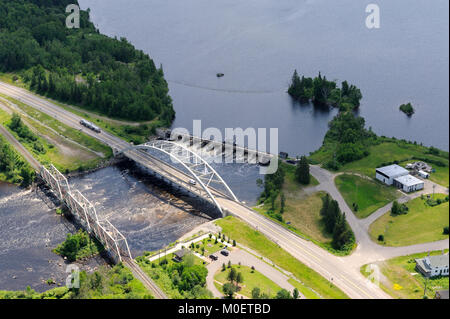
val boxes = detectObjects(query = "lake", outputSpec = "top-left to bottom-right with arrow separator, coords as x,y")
79,0 -> 449,155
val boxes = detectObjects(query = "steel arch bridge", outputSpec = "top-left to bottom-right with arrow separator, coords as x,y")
122,140 -> 239,215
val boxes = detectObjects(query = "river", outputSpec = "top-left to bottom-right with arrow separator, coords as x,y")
79,0 -> 449,154
0,159 -> 261,292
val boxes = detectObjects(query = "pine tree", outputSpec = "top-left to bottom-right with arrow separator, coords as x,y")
280,192 -> 286,214
296,156 -> 310,185
332,213 -> 354,250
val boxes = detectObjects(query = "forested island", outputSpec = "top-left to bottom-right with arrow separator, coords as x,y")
399,103 -> 415,116
0,0 -> 174,124
288,70 -> 362,111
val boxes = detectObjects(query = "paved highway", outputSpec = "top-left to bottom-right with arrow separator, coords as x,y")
0,81 -> 393,298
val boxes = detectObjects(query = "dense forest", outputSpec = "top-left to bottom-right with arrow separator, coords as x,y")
0,0 -> 174,124
320,111 -> 377,169
288,70 -> 362,111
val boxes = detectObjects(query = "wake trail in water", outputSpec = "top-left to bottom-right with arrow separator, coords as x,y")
168,79 -> 287,94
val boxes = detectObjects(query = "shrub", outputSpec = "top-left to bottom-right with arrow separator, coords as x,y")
378,234 -> 384,242
443,226 -> 449,235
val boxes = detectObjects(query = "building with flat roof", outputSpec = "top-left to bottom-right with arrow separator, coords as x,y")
375,164 -> 409,185
418,170 -> 429,179
393,174 -> 424,193
415,254 -> 449,278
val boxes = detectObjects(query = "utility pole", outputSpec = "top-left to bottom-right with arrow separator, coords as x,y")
423,276 -> 429,298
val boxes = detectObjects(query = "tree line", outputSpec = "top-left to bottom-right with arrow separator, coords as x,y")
320,194 -> 355,251
322,111 -> 377,169
0,0 -> 175,124
288,70 -> 362,111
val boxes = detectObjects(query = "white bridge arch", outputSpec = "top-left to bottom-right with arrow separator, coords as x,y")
122,140 -> 239,215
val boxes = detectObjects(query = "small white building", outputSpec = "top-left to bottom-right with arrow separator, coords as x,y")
393,174 -> 424,193
418,170 -> 429,179
415,254 -> 449,278
375,164 -> 409,185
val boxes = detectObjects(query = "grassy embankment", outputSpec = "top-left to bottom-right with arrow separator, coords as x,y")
361,250 -> 449,299
310,138 -> 449,187
216,216 -> 349,299
369,194 -> 449,246
255,163 -> 353,256
0,94 -> 111,171
335,174 -> 400,219
1,73 -> 161,145
214,265 -> 282,298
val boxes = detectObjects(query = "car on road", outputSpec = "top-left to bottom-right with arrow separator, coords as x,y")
220,250 -> 229,256
189,179 -> 196,185
209,254 -> 218,261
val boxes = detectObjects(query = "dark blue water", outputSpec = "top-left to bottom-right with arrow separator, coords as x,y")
0,182 -> 105,292
80,0 -> 449,154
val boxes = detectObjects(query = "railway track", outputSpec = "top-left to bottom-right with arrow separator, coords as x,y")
123,257 -> 168,299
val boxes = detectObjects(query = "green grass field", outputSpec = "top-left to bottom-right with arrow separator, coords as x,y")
310,140 -> 449,187
190,237 -> 228,256
215,216 -> 348,299
282,161 -> 319,188
335,174 -> 400,218
361,250 -> 449,299
369,194 -> 449,246
255,191 -> 354,255
0,105 -> 104,172
214,265 -> 282,298
0,95 -> 112,157
255,161 -> 353,255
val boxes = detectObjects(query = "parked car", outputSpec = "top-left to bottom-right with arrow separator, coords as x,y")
220,250 -> 229,256
209,254 -> 218,261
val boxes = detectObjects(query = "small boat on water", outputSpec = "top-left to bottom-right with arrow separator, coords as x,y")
216,73 -> 224,78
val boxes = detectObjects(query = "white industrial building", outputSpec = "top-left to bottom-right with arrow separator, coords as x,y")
393,174 -> 424,193
375,164 -> 409,185
376,164 -> 424,193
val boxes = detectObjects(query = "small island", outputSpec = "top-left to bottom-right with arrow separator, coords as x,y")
288,70 -> 362,111
399,103 -> 415,116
